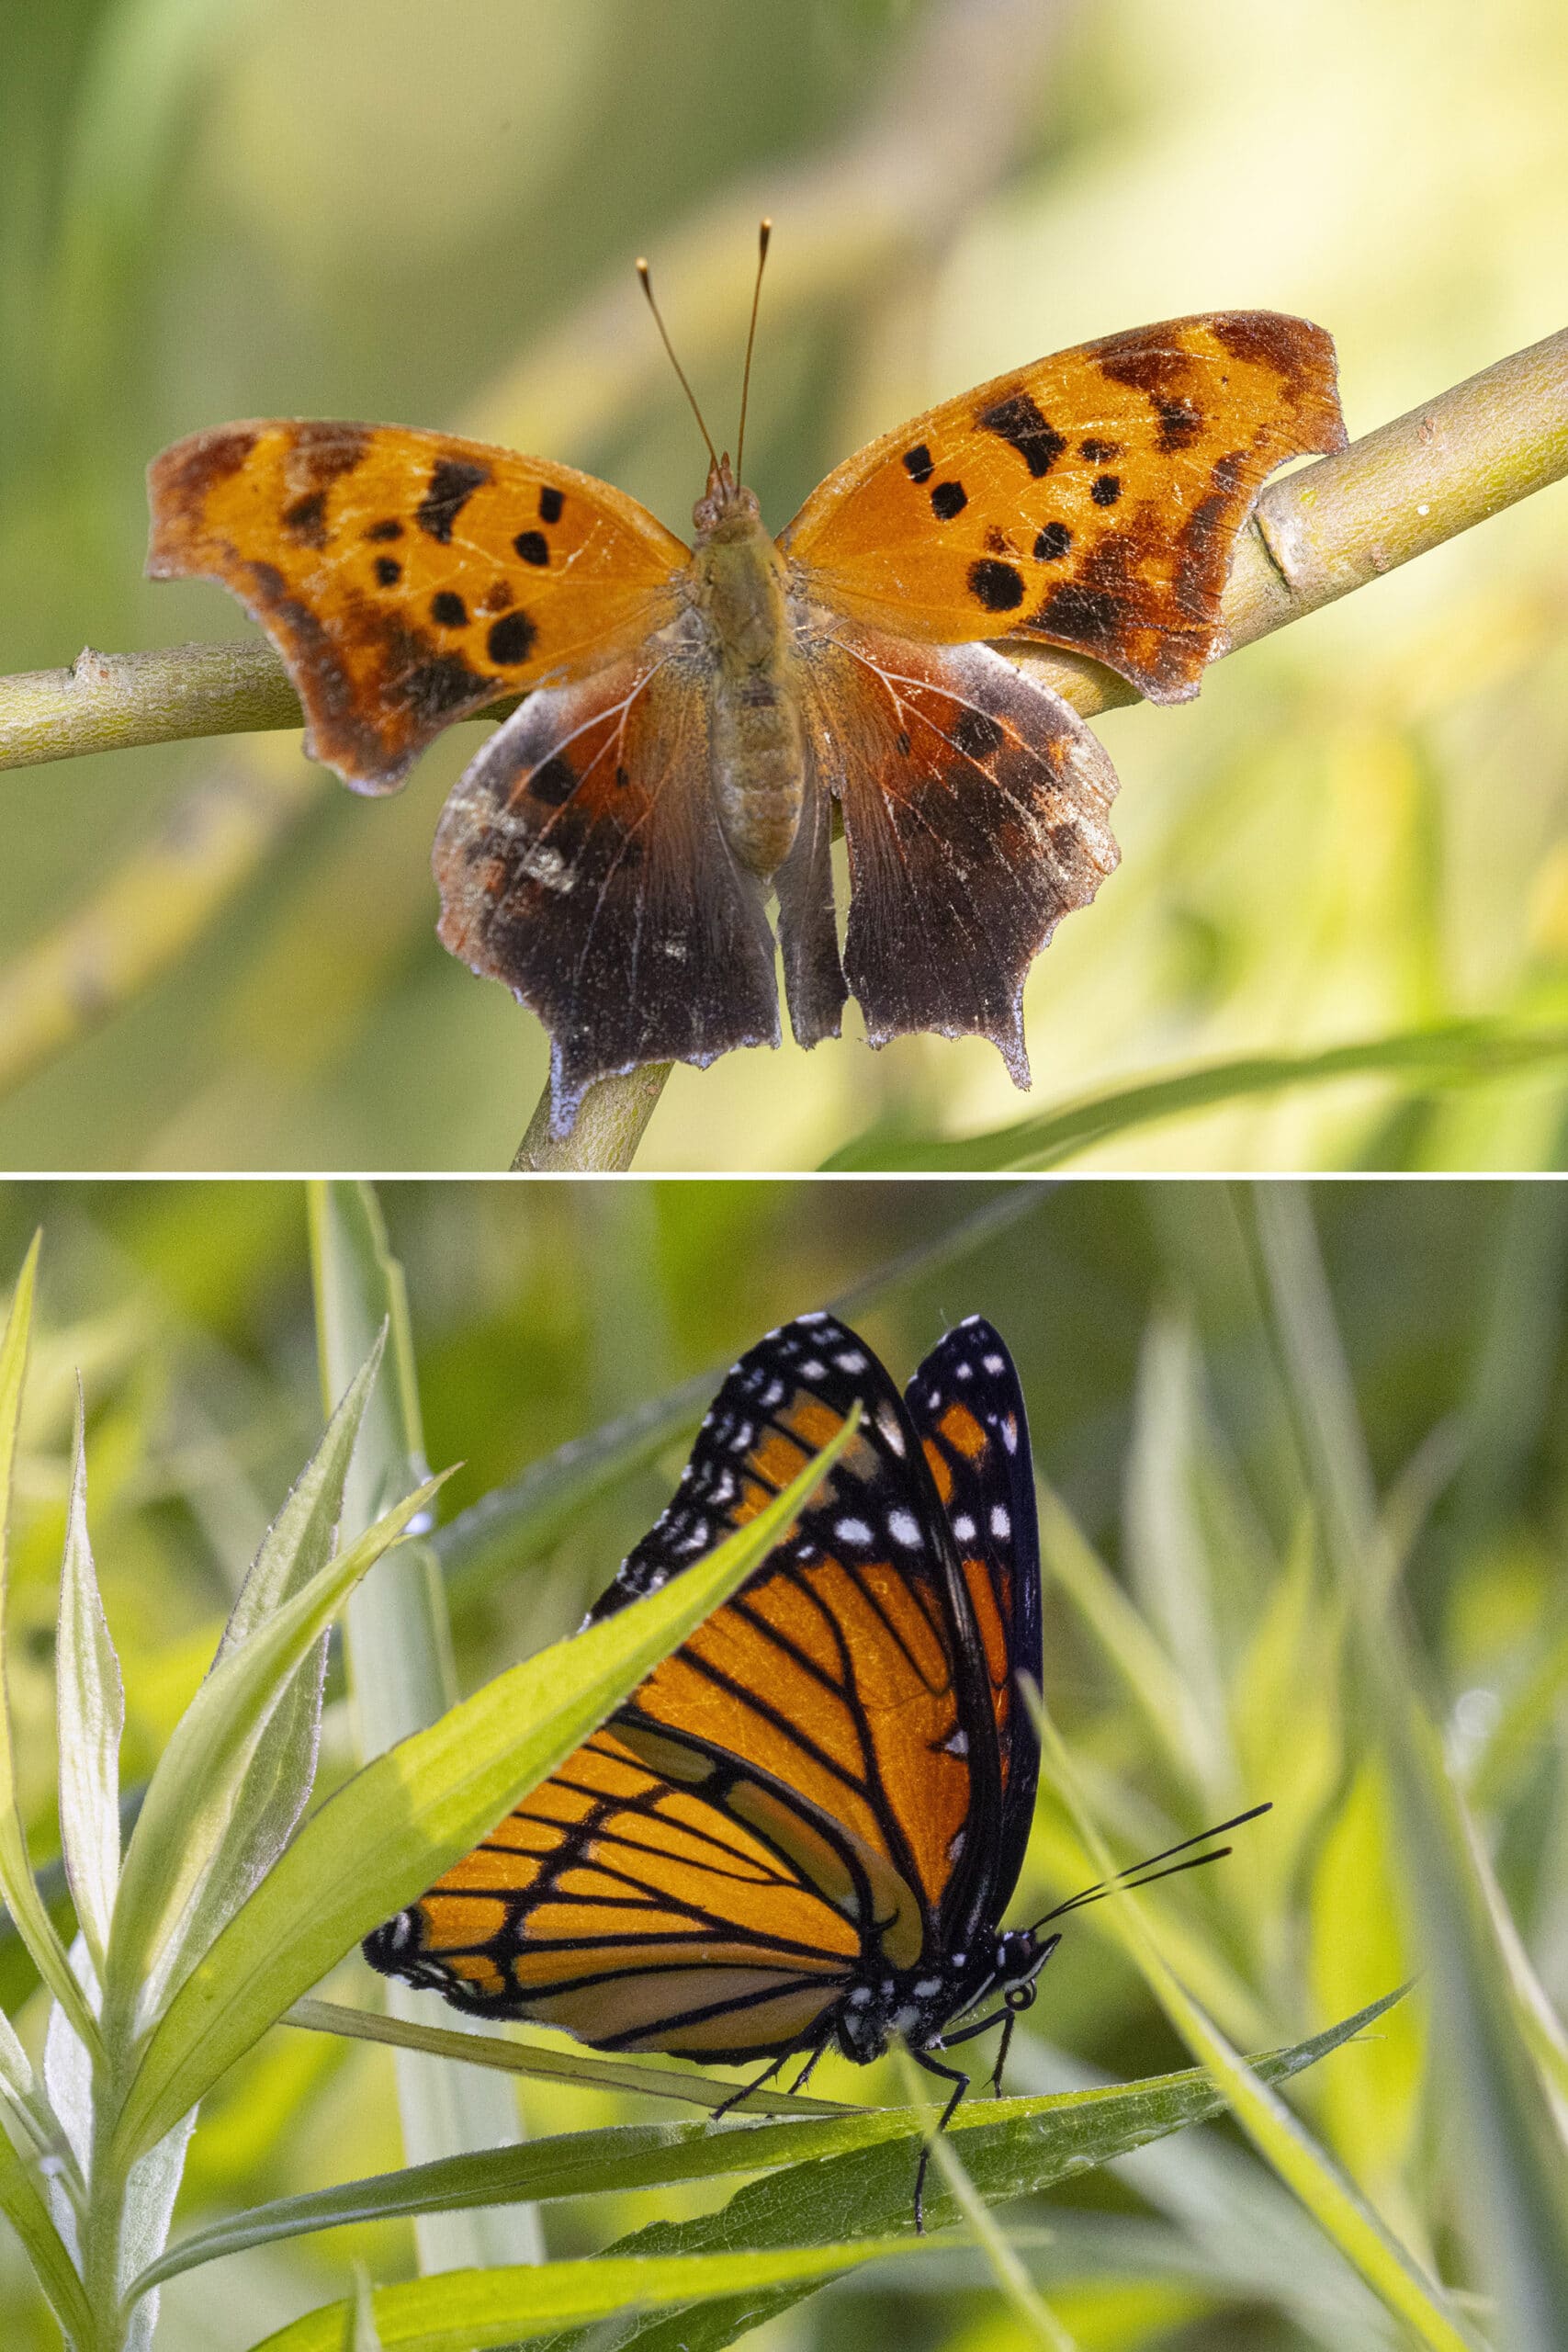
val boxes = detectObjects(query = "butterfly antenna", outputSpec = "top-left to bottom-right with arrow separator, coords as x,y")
1031,1802 -> 1271,1931
637,254 -> 719,471
734,217 -> 772,484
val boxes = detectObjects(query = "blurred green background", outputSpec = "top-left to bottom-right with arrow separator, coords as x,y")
3,0 -> 1568,1170
1,1176 -> 1565,2346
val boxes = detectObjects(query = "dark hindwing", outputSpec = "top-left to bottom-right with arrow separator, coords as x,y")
903,1317 -> 1042,1949
432,650 -> 780,1136
799,619 -> 1121,1085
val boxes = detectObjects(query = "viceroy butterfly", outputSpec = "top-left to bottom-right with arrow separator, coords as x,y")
366,1310 -> 1265,2223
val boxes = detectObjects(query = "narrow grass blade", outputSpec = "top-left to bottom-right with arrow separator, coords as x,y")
245,2237 -> 927,2352
1035,1486 -> 1199,1786
820,1022 -> 1568,1170
892,2042 -> 1080,2351
54,1392 -> 124,1978
1255,1182 -> 1568,2351
136,1996 -> 1400,2297
283,1997 -> 859,2117
0,1236 -> 99,2056
1029,1695 -> 1481,2352
111,1408 -> 859,2167
312,1179 -> 538,2273
434,1182 -> 1049,1599
0,2103 -> 91,2344
104,1464 -> 446,2041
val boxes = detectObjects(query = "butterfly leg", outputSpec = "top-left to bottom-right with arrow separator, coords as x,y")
708,2052 -> 791,2123
792,2033 -> 833,2095
936,2003 -> 1011,2095
909,2049 -> 971,2235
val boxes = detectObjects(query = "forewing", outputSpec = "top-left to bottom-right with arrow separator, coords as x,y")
590,1312 -> 986,1951
433,650 -> 780,1136
799,619 -> 1120,1085
784,312 -> 1346,704
147,421 -> 687,792
364,1726 -> 858,2061
906,1317 -> 1042,1943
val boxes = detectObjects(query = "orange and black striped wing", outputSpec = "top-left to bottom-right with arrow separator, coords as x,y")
365,1721 -> 863,2060
366,1313 -> 1002,2052
904,1317 -> 1042,1947
589,1311 -> 998,1951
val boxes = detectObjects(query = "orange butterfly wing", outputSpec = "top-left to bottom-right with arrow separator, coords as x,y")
783,312 -> 1346,703
146,421 -> 687,793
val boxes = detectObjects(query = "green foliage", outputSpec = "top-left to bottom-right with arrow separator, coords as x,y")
0,1178 -> 1562,2351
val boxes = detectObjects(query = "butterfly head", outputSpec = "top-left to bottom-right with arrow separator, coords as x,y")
834,1926 -> 1061,2064
694,454 -> 761,534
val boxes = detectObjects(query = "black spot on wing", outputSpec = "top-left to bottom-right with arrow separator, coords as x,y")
902,444 -> 935,485
1156,396 -> 1202,452
374,555 -> 401,585
283,491 -> 329,547
513,530 -> 549,566
488,610 -> 536,665
529,752 -> 578,806
1090,474 -> 1122,507
976,390 -> 1066,479
430,591 -> 468,628
416,458 -> 489,543
538,486 -> 565,524
930,481 -> 967,521
949,707 -> 1004,762
1032,522 -> 1071,561
366,518 -> 403,543
967,558 -> 1025,613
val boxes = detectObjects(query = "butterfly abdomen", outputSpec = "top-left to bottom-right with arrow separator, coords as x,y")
691,499 -> 806,877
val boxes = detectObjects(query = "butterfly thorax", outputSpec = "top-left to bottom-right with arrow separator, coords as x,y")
687,459 -> 805,877
834,1926 -> 1056,2064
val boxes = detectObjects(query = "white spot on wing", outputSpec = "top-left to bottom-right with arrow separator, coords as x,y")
990,1504 -> 1010,1540
835,1516 -> 873,1546
887,1509 -> 921,1549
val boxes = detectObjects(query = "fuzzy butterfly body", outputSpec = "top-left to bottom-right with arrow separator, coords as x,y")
363,1312 -> 1053,2103
148,311 -> 1345,1131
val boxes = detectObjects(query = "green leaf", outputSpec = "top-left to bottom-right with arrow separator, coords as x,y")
103,1454 -> 446,2046
0,2091 -> 91,2344
134,1997 -> 1400,2298
110,1404 -> 859,2169
245,2236 -> 928,2352
821,1022 -> 1568,1170
164,1329 -> 388,2011
54,1391 -> 124,1979
311,1178 -> 541,2275
520,1991 -> 1408,2352
0,1234 -> 100,2057
283,1996 -> 859,2118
